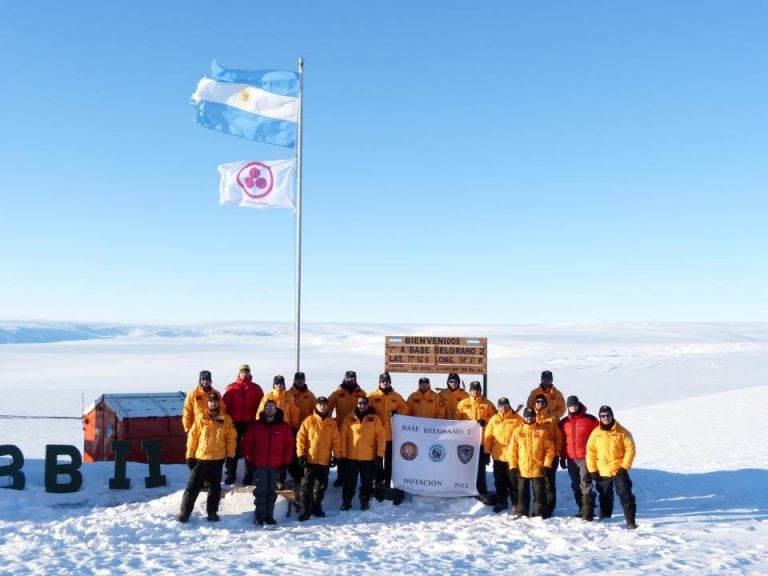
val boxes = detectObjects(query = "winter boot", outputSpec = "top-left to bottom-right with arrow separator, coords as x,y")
311,502 -> 326,517
360,498 -> 370,511
623,502 -> 637,530
582,494 -> 595,522
598,500 -> 613,520
298,510 -> 311,522
341,500 -> 352,511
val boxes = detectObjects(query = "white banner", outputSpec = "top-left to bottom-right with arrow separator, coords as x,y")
391,414 -> 481,497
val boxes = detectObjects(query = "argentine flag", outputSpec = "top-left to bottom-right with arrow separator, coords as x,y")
191,62 -> 299,149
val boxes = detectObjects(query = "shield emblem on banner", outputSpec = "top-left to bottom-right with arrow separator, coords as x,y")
457,445 -> 474,464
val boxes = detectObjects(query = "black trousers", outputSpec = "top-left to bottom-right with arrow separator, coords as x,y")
299,464 -> 330,513
516,476 -> 552,517
596,470 -> 636,517
493,460 -> 517,505
179,459 -> 224,517
342,459 -> 376,505
376,441 -> 394,486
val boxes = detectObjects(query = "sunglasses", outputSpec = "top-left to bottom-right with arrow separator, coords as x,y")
599,414 -> 612,419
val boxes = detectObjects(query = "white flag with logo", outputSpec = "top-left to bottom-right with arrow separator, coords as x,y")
217,158 -> 296,209
391,414 -> 481,497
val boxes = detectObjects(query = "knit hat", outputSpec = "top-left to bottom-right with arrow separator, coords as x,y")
497,397 -> 511,407
207,391 -> 220,402
273,375 -> 286,386
316,396 -> 328,404
469,381 -> 482,391
294,371 -> 305,381
379,372 -> 392,384
523,407 -> 536,419
534,393 -> 548,405
447,373 -> 460,384
344,370 -> 357,378
239,364 -> 250,372
418,377 -> 430,385
566,395 -> 580,407
599,405 -> 613,417
199,370 -> 212,381
541,370 -> 553,382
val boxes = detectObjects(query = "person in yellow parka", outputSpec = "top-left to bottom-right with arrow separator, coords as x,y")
407,377 -> 448,419
483,397 -> 523,513
586,405 -> 637,529
456,381 -> 497,495
295,396 -> 341,521
182,370 -> 226,433
258,375 -> 301,490
533,393 -> 564,517
526,370 -> 566,418
177,391 -> 236,523
327,370 -> 368,487
338,396 -> 386,511
439,373 -> 468,420
287,371 -> 317,486
507,407 -> 555,519
367,372 -> 409,498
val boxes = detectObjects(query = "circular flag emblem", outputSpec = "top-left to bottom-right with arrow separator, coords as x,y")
428,444 -> 446,462
236,162 -> 274,199
399,441 -> 419,461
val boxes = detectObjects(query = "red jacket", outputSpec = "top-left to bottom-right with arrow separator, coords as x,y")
223,376 -> 264,424
558,403 -> 598,460
242,410 -> 294,469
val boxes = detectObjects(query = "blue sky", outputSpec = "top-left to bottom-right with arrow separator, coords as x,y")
1,1 -> 766,325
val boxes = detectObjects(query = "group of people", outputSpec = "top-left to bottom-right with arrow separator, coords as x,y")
176,366 -> 637,530
482,370 -> 638,529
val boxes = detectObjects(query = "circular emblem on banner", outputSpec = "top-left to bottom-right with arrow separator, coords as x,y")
105,423 -> 113,438
236,162 -> 274,199
428,444 -> 446,462
399,441 -> 418,461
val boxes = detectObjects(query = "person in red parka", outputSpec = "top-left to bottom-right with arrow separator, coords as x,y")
242,400 -> 295,526
558,395 -> 599,520
222,364 -> 264,486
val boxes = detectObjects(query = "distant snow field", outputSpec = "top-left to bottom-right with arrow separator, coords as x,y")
1,322 -> 767,575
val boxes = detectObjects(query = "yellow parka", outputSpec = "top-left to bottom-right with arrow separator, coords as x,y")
339,408 -> 386,461
439,387 -> 469,420
407,389 -> 448,419
186,411 -> 236,461
507,422 -> 555,479
296,412 -> 341,466
526,385 -> 566,418
327,385 -> 368,428
455,395 -> 497,427
368,387 -> 410,441
586,420 -> 636,477
182,384 -> 225,433
289,385 -> 317,425
258,389 -> 300,429
535,406 -> 563,455
483,409 -> 523,461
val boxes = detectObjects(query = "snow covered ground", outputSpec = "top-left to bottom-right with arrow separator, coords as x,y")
1,322 -> 767,575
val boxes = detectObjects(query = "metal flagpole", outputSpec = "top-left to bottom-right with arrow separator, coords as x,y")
294,57 -> 304,373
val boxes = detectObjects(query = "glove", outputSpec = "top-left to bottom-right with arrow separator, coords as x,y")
330,456 -> 338,468
279,464 -> 288,475
590,471 -> 601,482
616,467 -> 628,478
186,458 -> 197,470
225,456 -> 235,468
559,457 -> 567,470
389,410 -> 399,417
510,468 -> 520,478
298,455 -> 308,468
477,419 -> 486,427
374,457 -> 384,471
481,453 -> 491,466
543,466 -> 552,475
